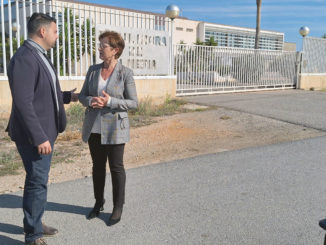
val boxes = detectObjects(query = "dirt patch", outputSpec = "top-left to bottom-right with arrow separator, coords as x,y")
0,107 -> 325,194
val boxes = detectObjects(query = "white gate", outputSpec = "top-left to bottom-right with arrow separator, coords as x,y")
175,44 -> 299,95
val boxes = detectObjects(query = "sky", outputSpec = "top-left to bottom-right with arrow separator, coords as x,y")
78,0 -> 326,50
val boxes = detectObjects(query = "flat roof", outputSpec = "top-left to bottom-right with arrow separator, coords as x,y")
202,22 -> 284,36
22,0 -> 284,36
54,0 -> 188,19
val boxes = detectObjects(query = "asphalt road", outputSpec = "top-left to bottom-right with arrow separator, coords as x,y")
185,89 -> 326,131
1,90 -> 326,245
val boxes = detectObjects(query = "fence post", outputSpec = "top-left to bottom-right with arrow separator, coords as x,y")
295,51 -> 303,89
1,0 -> 6,75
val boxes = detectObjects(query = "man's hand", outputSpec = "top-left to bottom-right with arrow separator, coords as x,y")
70,88 -> 79,102
38,140 -> 52,155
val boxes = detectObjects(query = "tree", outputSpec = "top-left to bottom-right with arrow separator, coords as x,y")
322,34 -> 326,39
255,0 -> 262,49
194,39 -> 204,45
0,8 -> 96,75
193,37 -> 217,46
205,36 -> 217,46
54,8 -> 95,75
0,35 -> 24,72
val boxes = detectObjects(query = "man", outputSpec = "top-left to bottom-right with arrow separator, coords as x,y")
6,13 -> 78,245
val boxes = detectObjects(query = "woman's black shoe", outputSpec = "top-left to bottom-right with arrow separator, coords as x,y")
107,207 -> 123,226
87,199 -> 105,220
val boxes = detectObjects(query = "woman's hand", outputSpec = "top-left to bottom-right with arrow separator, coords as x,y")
91,91 -> 110,108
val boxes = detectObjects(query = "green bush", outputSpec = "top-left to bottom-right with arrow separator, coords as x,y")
66,103 -> 84,125
129,95 -> 187,117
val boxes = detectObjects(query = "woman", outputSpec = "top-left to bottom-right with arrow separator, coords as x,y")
79,31 -> 138,226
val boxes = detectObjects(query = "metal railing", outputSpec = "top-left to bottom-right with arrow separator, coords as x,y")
175,44 -> 298,95
0,0 -> 300,96
0,0 -> 171,79
302,37 -> 326,74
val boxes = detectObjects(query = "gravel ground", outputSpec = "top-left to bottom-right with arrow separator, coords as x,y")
0,105 -> 325,194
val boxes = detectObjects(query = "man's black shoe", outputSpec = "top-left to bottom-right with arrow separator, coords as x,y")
25,238 -> 47,245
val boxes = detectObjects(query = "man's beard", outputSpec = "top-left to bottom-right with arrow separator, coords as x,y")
50,41 -> 57,49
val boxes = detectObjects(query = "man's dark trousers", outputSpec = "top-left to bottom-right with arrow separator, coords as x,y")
16,142 -> 54,243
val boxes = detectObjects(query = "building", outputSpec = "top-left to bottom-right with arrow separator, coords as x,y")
174,19 -> 286,51
199,22 -> 284,51
173,17 -> 199,45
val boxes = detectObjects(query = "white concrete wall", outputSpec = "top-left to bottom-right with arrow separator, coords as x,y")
0,76 -> 177,113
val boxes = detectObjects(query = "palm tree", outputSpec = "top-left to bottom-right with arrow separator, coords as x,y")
255,0 -> 262,49
205,36 -> 218,46
194,39 -> 204,45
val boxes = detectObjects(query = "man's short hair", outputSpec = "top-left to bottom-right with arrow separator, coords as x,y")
27,12 -> 56,36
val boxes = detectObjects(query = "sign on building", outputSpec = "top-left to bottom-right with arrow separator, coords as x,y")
96,25 -> 170,76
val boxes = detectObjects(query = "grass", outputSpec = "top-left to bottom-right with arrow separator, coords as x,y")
63,96 -> 192,128
58,103 -> 84,142
66,103 -> 84,128
57,130 -> 80,141
128,96 -> 190,127
51,146 -> 85,166
64,96 -> 202,128
129,115 -> 156,127
220,115 -> 231,120
0,96 -> 210,177
0,151 -> 21,176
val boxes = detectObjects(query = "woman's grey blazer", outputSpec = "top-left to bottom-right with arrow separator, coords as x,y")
79,62 -> 138,144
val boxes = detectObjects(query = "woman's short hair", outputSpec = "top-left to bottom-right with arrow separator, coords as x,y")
99,31 -> 125,59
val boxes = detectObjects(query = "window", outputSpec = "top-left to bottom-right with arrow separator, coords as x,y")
186,28 -> 193,32
205,28 -> 282,50
176,27 -> 183,31
154,16 -> 165,31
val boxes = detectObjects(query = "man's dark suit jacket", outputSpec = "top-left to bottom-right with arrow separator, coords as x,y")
6,41 -> 71,146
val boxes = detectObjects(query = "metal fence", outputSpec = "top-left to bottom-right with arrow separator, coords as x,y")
0,0 -> 302,96
175,44 -> 298,95
0,0 -> 171,79
302,37 -> 326,74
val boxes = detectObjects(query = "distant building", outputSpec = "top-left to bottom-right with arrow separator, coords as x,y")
173,18 -> 199,45
199,22 -> 284,50
174,19 -> 285,51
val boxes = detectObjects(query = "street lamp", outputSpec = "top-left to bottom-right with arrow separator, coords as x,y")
166,4 -> 180,75
165,4 -> 180,20
297,26 -> 310,89
12,22 -> 17,32
12,22 -> 20,47
299,26 -> 310,37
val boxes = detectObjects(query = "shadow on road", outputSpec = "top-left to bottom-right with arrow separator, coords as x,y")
0,194 -> 89,215
0,193 -> 113,237
0,234 -> 24,245
0,223 -> 23,235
